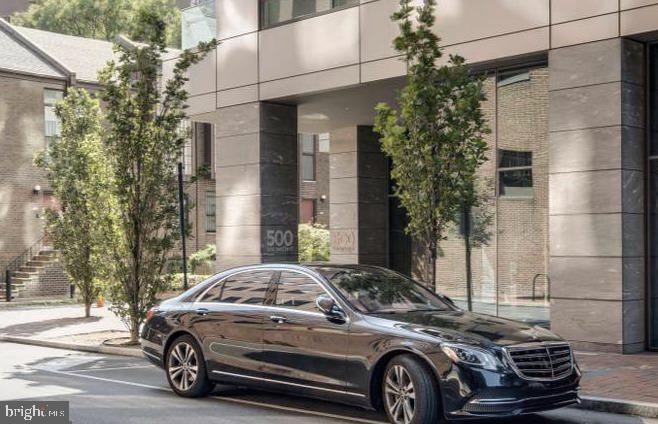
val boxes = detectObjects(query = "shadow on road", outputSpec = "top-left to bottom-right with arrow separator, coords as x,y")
0,316 -> 101,337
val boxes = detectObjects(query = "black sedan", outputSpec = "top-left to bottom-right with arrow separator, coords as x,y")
141,264 -> 581,424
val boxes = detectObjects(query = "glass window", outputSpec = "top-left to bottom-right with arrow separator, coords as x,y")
271,271 -> 325,312
498,150 -> 533,198
44,89 -> 63,146
435,66 -> 549,326
301,133 -> 316,181
200,271 -> 273,304
205,191 -> 216,233
317,266 -> 454,314
182,0 -> 217,50
178,120 -> 193,175
261,0 -> 359,28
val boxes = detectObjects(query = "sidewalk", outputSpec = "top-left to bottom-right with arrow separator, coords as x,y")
576,350 -> 658,404
0,304 -> 656,417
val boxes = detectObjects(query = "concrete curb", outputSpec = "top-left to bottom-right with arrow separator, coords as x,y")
577,395 -> 658,419
0,335 -> 144,358
3,336 -> 658,419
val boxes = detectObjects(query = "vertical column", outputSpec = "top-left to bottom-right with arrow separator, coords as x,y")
549,39 -> 645,353
329,126 -> 388,265
215,102 -> 298,269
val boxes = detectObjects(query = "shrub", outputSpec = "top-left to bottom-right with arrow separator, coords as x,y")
298,224 -> 329,262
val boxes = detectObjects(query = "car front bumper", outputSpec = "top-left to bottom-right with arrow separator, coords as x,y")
441,361 -> 582,419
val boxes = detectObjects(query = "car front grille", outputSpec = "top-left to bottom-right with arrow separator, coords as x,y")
504,343 -> 573,381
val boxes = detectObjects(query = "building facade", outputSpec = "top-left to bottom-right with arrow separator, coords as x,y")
182,0 -> 658,353
0,20 -> 213,297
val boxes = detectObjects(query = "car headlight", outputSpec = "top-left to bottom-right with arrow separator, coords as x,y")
440,343 -> 502,371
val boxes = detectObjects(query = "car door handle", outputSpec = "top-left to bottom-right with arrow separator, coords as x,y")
270,315 -> 287,324
196,307 -> 210,316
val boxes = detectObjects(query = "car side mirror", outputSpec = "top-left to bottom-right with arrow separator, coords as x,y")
316,294 -> 336,315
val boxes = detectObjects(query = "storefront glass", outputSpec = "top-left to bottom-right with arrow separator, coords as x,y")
436,65 -> 550,325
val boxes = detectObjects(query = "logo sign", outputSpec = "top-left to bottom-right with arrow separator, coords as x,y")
331,229 -> 357,254
264,229 -> 295,254
1,401 -> 69,424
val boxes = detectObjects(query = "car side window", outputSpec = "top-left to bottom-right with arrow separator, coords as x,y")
272,271 -> 326,313
199,270 -> 272,304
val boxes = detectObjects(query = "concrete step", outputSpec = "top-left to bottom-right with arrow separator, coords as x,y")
12,271 -> 36,279
19,266 -> 40,273
9,277 -> 30,285
26,260 -> 49,267
38,249 -> 57,256
32,255 -> 56,262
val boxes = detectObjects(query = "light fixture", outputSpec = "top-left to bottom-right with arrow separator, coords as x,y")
33,185 -> 41,195
320,194 -> 327,201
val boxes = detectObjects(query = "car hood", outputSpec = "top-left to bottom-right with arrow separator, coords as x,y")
365,310 -> 562,348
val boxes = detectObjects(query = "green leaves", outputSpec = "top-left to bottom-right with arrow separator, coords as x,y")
99,13 -> 218,341
35,88 -> 118,317
13,0 -> 182,48
374,0 -> 489,288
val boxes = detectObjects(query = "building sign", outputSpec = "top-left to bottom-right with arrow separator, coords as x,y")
263,228 -> 295,255
331,229 -> 357,254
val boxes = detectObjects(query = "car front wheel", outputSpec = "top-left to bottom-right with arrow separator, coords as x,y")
383,354 -> 441,424
166,335 -> 213,397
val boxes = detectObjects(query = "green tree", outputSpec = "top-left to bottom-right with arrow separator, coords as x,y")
35,89 -> 119,318
374,0 -> 489,291
12,0 -> 181,48
298,223 -> 330,262
99,11 -> 217,343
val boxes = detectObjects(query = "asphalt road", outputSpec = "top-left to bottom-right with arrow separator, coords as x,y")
0,342 -> 655,424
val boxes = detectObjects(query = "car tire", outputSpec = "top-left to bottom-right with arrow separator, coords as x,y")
166,334 -> 213,398
382,354 -> 442,424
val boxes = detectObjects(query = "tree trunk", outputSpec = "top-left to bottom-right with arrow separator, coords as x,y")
464,207 -> 473,312
428,244 -> 437,292
84,302 -> 91,318
130,317 -> 140,344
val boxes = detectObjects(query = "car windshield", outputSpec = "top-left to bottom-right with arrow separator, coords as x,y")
313,266 -> 456,314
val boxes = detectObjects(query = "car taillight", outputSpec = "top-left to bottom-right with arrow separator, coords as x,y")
146,308 -> 157,323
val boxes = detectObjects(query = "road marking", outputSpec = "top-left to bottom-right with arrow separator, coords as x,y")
33,367 -> 170,391
68,365 -> 156,373
210,396 -> 386,424
32,366 -> 386,424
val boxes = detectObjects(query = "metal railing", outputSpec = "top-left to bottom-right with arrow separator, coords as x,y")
1,235 -> 47,301
531,273 -> 551,302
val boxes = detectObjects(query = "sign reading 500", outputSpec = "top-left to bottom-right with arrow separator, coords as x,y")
265,229 -> 295,254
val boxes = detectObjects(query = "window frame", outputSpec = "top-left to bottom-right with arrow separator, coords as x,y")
205,190 -> 216,233
194,269 -> 276,305
301,133 -> 317,182
193,267 -> 349,319
268,270 -> 332,313
497,149 -> 534,199
259,0 -> 360,30
43,88 -> 64,146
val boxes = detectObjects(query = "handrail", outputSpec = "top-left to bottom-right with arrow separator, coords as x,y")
531,273 -> 551,302
1,235 -> 48,301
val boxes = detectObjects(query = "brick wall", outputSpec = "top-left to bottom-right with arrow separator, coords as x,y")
0,73 -> 63,269
22,261 -> 70,298
299,134 -> 330,226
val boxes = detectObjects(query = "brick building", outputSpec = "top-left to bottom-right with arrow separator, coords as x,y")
0,19 -> 215,297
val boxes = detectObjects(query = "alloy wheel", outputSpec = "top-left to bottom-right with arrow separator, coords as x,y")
168,342 -> 198,391
384,365 -> 416,424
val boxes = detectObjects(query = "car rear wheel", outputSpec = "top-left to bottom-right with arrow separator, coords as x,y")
383,355 -> 441,424
166,335 -> 213,397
